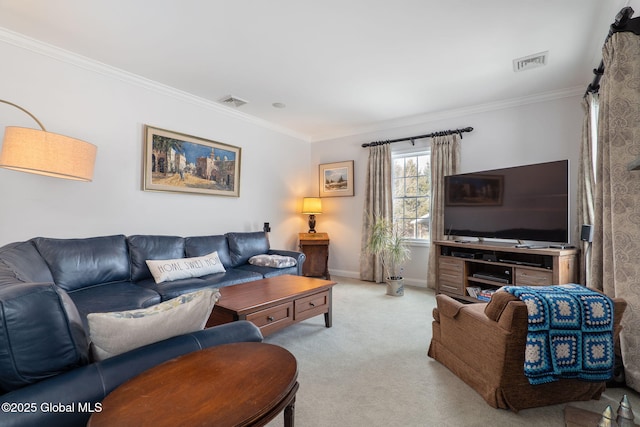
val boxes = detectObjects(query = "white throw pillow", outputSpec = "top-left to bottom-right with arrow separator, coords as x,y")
87,288 -> 220,361
146,251 -> 226,283
248,254 -> 297,268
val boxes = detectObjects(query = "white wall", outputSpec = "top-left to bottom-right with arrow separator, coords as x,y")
0,34 -> 311,250
0,31 -> 586,282
311,94 -> 584,287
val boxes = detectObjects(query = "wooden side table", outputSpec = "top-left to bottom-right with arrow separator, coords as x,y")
299,232 -> 330,280
88,343 -> 298,427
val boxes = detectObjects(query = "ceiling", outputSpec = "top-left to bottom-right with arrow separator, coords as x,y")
0,0 -> 630,142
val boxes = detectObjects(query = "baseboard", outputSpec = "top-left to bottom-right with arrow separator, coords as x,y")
328,269 -> 428,288
402,278 -> 428,288
327,269 -> 359,279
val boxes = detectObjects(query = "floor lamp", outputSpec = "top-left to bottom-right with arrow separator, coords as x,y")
0,99 -> 97,181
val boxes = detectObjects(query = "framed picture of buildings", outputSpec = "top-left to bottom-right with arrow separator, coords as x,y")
143,125 -> 241,197
319,160 -> 354,197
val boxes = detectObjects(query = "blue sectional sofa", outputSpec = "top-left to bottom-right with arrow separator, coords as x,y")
0,231 -> 305,427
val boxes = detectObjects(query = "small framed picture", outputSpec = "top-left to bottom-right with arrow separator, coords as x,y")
319,160 -> 354,197
143,125 -> 241,197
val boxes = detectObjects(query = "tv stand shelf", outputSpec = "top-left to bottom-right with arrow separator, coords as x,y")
434,240 -> 579,303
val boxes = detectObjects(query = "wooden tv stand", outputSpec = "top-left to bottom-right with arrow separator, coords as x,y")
434,240 -> 579,303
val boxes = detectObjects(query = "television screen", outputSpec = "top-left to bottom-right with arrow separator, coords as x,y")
443,160 -> 569,243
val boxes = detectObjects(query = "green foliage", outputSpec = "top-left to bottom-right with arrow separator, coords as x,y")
365,216 -> 411,280
393,154 -> 431,239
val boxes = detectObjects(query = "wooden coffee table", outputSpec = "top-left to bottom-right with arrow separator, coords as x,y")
207,275 -> 337,336
88,342 -> 298,427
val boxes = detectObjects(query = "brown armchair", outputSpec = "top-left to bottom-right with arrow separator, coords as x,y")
427,292 -> 626,411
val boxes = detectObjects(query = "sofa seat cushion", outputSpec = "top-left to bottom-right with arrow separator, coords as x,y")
235,264 -> 298,278
127,235 -> 185,282
136,268 -> 261,300
87,289 -> 220,361
199,269 -> 263,287
0,283 -> 89,392
33,235 -> 130,292
68,282 -> 161,328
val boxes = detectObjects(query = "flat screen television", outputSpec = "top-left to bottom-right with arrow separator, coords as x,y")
443,160 -> 569,243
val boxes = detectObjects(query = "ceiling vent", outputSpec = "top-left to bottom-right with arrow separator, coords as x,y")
218,95 -> 248,108
513,51 -> 548,72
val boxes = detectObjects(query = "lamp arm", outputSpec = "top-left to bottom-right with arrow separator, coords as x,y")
0,99 -> 47,131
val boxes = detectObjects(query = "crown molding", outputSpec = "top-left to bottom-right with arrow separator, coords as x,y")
0,27 -> 309,142
309,86 -> 584,143
0,26 -> 585,145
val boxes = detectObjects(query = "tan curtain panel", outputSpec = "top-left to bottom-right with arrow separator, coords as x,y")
591,32 -> 640,392
426,134 -> 460,289
360,144 -> 392,283
577,93 -> 597,285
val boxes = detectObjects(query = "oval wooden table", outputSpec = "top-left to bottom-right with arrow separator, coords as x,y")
88,342 -> 298,427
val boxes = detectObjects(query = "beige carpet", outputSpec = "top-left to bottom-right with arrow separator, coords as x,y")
264,276 -> 640,427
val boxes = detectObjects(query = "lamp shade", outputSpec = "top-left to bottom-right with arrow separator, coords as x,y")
301,197 -> 322,214
0,127 -> 97,181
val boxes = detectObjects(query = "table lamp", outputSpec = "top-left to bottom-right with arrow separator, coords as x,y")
301,197 -> 322,233
0,99 -> 97,181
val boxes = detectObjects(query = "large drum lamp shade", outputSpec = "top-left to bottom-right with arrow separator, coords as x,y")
0,127 -> 96,181
0,99 -> 97,182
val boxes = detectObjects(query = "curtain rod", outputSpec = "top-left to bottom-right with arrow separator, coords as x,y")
586,6 -> 637,96
361,126 -> 473,148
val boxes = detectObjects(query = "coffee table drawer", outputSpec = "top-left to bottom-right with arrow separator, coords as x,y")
294,290 -> 329,321
246,302 -> 294,335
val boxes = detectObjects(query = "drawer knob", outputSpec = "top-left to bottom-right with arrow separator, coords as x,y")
309,302 -> 315,307
267,316 -> 275,322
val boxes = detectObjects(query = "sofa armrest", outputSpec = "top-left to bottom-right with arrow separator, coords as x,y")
268,249 -> 306,276
0,321 -> 262,427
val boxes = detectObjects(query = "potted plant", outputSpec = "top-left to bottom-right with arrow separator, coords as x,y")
365,217 -> 411,296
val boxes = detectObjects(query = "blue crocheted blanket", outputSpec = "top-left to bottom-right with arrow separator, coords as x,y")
502,284 -> 615,385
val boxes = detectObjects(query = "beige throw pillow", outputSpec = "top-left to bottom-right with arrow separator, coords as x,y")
88,288 -> 220,361
146,251 -> 226,283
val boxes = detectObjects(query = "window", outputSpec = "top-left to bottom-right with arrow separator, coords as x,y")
392,151 -> 431,241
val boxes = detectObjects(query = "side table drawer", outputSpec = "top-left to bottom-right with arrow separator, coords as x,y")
515,268 -> 552,286
294,291 -> 329,322
246,302 -> 294,335
439,257 -> 464,278
438,257 -> 465,295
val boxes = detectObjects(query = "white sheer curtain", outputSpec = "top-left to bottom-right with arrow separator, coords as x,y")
427,135 -> 460,289
360,144 -> 392,283
577,93 -> 598,285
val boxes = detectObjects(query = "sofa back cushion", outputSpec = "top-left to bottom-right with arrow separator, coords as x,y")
128,235 -> 185,282
225,232 -> 270,267
0,240 -> 54,285
33,235 -> 130,292
184,235 -> 232,268
0,283 -> 89,392
484,291 -> 520,321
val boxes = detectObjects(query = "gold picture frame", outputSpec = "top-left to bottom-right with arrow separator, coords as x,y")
143,125 -> 241,197
319,160 -> 354,197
